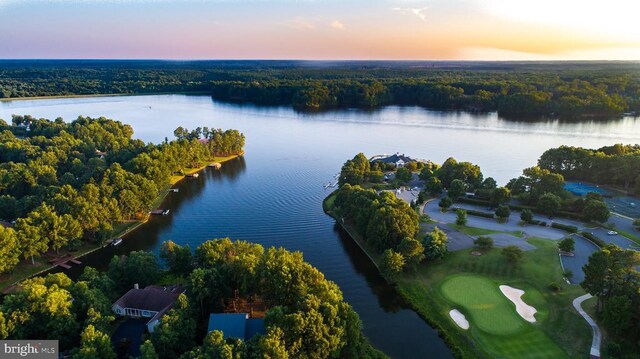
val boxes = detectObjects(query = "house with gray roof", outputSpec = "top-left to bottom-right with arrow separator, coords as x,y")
112,284 -> 185,333
371,153 -> 415,168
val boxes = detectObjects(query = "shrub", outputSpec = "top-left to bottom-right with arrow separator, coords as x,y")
580,231 -> 605,247
457,197 -> 491,206
529,219 -> 547,226
439,196 -> 453,210
474,236 -> 494,250
548,282 -> 562,292
558,237 -> 575,252
456,209 -> 468,226
502,245 -> 524,266
460,208 -> 494,218
551,222 -> 578,233
495,205 -> 511,219
520,209 -> 534,223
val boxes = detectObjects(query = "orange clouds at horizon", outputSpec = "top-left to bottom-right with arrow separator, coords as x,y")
0,0 -> 638,60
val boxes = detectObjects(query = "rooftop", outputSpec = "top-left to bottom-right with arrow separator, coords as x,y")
114,285 -> 185,312
371,153 -> 414,164
207,313 -> 266,340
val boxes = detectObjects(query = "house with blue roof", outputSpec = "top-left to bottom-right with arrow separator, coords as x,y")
207,313 -> 265,340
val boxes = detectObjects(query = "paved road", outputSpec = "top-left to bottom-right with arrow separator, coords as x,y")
573,294 -> 602,359
424,200 -> 567,240
421,222 -> 475,251
561,235 -> 600,284
584,227 -> 639,250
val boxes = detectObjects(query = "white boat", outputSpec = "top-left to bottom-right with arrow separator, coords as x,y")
112,238 -> 123,246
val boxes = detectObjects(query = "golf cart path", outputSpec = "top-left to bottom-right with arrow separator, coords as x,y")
573,294 -> 601,359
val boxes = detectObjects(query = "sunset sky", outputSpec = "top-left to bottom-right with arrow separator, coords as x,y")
1,0 -> 639,60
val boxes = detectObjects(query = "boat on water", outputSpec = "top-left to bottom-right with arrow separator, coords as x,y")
150,209 -> 171,215
170,188 -> 179,193
186,173 -> 199,178
112,238 -> 123,246
208,163 -> 222,169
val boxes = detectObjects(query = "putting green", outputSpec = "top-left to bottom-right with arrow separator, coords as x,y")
440,274 -> 525,335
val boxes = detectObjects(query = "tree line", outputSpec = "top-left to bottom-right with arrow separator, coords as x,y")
0,116 -> 244,273
582,244 -> 640,357
211,75 -> 636,118
0,239 -> 385,359
1,60 -> 639,119
538,144 -> 640,195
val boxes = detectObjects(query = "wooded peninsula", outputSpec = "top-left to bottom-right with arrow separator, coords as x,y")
0,116 -> 245,285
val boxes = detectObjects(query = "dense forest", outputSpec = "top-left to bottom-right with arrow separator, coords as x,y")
0,239 -> 384,358
1,60 -> 639,118
538,144 -> 640,195
0,116 -> 244,274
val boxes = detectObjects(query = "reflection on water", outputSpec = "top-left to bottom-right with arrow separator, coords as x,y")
7,95 -> 640,359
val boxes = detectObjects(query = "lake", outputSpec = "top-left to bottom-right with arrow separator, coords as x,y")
2,95 -> 639,358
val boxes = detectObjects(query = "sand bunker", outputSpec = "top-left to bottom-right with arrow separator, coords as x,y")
499,285 -> 537,323
449,309 -> 469,329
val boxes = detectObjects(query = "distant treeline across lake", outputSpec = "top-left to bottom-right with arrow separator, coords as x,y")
1,60 -> 639,118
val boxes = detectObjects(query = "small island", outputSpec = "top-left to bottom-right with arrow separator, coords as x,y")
325,150 -> 640,359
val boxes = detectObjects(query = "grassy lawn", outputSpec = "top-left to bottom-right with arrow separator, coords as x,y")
395,238 -> 592,359
448,224 -> 525,238
440,275 -> 526,335
169,154 -> 240,185
0,241 -> 102,292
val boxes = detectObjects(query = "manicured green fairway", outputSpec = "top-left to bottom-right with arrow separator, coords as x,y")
440,275 -> 524,335
437,274 -> 567,358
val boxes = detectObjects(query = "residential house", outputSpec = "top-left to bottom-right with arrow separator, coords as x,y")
112,284 -> 185,333
371,153 -> 415,168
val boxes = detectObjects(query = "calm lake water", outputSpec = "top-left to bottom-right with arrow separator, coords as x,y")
2,95 -> 639,358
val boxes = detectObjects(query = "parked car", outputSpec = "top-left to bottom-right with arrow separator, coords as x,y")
607,230 -> 618,235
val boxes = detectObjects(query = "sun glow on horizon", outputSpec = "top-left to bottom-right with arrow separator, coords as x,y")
0,0 -> 638,60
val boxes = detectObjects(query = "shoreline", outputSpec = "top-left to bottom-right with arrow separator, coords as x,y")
0,153 -> 242,292
322,193 -> 381,270
2,93 -> 636,123
323,192 -> 474,358
0,91 -> 211,102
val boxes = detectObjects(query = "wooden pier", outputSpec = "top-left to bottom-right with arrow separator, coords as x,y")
49,254 -> 82,269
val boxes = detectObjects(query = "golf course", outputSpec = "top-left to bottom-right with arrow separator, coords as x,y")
395,237 -> 592,358
325,151 -> 640,358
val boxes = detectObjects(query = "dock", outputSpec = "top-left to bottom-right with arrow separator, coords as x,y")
150,209 -> 170,215
186,173 -> 199,178
169,188 -> 179,193
49,254 -> 82,269
208,162 -> 222,169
